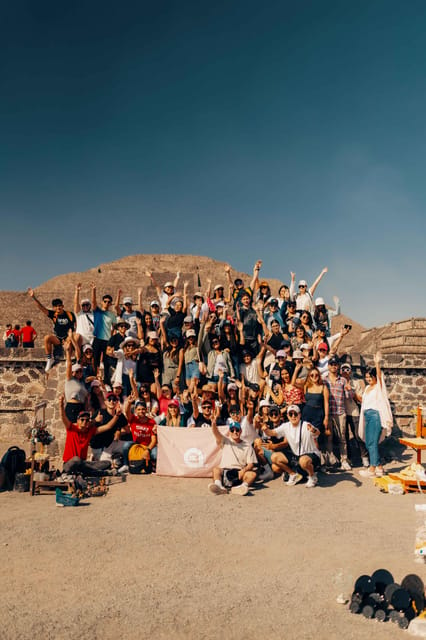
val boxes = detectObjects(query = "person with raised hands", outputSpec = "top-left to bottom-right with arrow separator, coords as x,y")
208,405 -> 257,496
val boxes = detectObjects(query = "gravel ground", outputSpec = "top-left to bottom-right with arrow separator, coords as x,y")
1,460 -> 425,640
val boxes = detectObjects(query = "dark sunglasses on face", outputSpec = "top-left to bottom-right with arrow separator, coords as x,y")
270,411 -> 279,417
288,411 -> 299,417
229,427 -> 241,433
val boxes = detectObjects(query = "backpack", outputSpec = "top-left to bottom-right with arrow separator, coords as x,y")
128,444 -> 152,474
1,446 -> 27,490
5,334 -> 18,348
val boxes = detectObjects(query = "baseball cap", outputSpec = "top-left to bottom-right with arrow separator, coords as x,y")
150,300 -> 160,307
269,298 -> 278,305
123,296 -> 133,305
287,404 -> 301,414
164,281 -> 174,288
214,284 -> 224,291
184,315 -> 193,323
82,344 -> 93,352
318,342 -> 329,351
81,298 -> 91,306
135,400 -> 147,408
146,331 -> 159,340
185,329 -> 196,337
328,356 -> 340,365
227,382 -> 238,391
229,420 -> 241,431
121,336 -> 138,347
341,363 -> 352,371
72,363 -> 82,373
168,399 -> 180,408
78,410 -> 90,419
293,350 -> 304,359
300,343 -> 311,351
298,280 -> 308,287
276,350 -> 287,358
90,379 -> 101,388
315,297 -> 325,306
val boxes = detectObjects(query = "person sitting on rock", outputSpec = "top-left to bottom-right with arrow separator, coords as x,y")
27,287 -> 76,372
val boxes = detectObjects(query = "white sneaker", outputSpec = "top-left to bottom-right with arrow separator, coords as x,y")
208,482 -> 228,495
361,456 -> 370,468
118,465 -> 129,475
258,464 -> 274,482
231,483 -> 249,496
45,357 -> 54,372
327,452 -> 339,466
306,474 -> 318,488
286,473 -> 303,486
359,469 -> 375,478
340,459 -> 352,471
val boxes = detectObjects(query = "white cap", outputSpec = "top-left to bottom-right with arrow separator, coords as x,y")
315,297 -> 325,306
123,296 -> 133,304
287,404 -> 301,414
298,280 -> 308,287
72,363 -> 82,373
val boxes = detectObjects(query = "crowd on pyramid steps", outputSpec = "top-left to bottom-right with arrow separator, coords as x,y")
25,260 -> 393,493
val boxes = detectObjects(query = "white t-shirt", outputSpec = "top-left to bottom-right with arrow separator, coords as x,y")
241,360 -> 259,384
273,420 -> 319,457
219,436 -> 257,469
76,311 -> 95,343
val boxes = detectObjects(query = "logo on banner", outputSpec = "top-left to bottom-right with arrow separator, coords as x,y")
183,447 -> 205,468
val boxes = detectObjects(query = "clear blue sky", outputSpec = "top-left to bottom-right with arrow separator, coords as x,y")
1,0 -> 425,327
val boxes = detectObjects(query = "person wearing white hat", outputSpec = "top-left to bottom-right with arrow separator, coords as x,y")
263,404 -> 321,487
313,295 -> 340,335
145,268 -> 181,312
116,292 -> 143,341
73,283 -> 95,360
63,343 -> 89,422
289,266 -> 328,313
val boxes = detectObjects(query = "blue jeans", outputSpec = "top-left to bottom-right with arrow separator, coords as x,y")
364,409 -> 382,467
122,441 -> 157,465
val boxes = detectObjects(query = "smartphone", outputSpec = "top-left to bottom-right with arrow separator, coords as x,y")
344,324 -> 352,330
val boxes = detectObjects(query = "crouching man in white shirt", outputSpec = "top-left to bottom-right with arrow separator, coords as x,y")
209,410 -> 257,496
263,404 -> 321,488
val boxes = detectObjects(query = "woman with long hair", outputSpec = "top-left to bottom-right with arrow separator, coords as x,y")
302,367 -> 329,462
358,352 -> 393,478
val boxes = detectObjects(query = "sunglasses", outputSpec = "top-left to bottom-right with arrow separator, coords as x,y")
229,427 -> 241,433
107,397 -> 118,402
270,411 -> 279,417
79,417 -> 90,422
288,411 -> 299,417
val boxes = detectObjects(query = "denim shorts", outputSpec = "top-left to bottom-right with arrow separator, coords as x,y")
185,361 -> 200,379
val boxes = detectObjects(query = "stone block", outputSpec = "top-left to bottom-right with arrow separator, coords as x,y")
6,384 -> 23,394
43,389 -> 57,401
17,374 -> 30,383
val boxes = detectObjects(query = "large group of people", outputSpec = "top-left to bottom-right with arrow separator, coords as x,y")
26,260 -> 393,493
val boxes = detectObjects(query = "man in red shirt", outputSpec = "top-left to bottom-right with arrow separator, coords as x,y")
60,394 -> 121,476
20,320 -> 37,348
121,394 -> 157,472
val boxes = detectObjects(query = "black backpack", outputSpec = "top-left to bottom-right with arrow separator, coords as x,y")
1,446 -> 26,490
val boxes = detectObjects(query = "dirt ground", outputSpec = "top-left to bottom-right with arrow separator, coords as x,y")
2,447 -> 426,640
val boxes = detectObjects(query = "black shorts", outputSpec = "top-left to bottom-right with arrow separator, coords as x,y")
289,453 -> 320,473
222,468 -> 241,488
